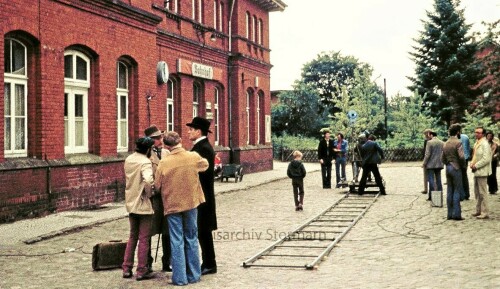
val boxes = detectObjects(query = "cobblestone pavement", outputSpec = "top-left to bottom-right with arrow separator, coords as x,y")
1,162 -> 499,289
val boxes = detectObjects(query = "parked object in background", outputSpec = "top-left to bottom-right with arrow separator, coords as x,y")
220,164 -> 244,183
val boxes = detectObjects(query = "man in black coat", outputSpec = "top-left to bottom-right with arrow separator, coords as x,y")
358,134 -> 386,195
317,130 -> 335,188
186,117 -> 217,275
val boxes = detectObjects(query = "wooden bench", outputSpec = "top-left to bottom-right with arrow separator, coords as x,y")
220,164 -> 244,183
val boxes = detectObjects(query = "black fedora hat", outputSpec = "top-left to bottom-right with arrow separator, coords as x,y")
186,117 -> 212,133
144,125 -> 162,138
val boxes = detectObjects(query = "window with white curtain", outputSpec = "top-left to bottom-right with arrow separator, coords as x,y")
64,50 -> 89,154
116,61 -> 128,152
4,38 -> 28,157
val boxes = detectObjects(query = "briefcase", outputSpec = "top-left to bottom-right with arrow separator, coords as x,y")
92,240 -> 127,270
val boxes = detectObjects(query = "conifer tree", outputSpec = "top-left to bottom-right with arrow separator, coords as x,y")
408,0 -> 480,126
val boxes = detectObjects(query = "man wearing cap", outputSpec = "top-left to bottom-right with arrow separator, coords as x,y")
144,125 -> 171,272
186,117 -> 218,275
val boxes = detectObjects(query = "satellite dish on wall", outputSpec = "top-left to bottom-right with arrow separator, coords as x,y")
156,61 -> 169,84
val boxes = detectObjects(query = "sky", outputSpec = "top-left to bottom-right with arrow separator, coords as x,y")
269,0 -> 499,97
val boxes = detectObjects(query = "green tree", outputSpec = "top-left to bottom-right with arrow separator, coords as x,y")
271,82 -> 328,137
408,0 -> 480,126
387,92 -> 437,148
328,69 -> 385,142
301,51 -> 376,115
474,20 -> 500,122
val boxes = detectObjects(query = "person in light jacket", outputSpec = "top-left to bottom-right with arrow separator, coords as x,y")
470,127 -> 492,219
154,131 -> 209,285
122,137 -> 156,281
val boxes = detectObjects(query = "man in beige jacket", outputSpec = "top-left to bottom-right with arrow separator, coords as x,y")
470,127 -> 492,219
122,137 -> 156,281
154,131 -> 208,285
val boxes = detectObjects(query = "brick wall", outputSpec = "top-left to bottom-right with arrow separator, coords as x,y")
0,159 -> 125,223
1,0 -> 281,222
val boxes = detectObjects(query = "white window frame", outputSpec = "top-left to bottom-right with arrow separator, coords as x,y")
219,2 -> 223,31
256,94 -> 260,144
214,88 -> 220,145
213,0 -> 217,28
246,91 -> 250,145
4,38 -> 28,157
166,0 -> 178,12
193,0 -> 203,22
166,79 -> 175,132
252,15 -> 257,42
193,82 -> 200,117
116,61 -> 128,152
64,50 -> 90,154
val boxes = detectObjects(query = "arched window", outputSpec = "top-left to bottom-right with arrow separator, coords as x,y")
256,92 -> 260,144
64,50 -> 90,154
258,91 -> 265,144
245,90 -> 251,145
166,78 -> 176,132
219,2 -> 224,31
252,15 -> 257,42
166,0 -> 178,12
214,87 -> 220,145
193,82 -> 201,117
192,0 -> 203,23
116,61 -> 128,152
4,38 -> 28,157
245,12 -> 251,39
258,19 -> 263,45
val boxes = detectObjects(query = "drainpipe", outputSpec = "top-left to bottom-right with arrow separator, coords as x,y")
227,0 -> 236,163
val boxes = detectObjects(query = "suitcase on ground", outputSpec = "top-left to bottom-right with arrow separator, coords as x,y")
92,240 -> 127,270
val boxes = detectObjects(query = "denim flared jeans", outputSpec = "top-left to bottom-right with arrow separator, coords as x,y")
445,164 -> 463,219
167,208 -> 201,285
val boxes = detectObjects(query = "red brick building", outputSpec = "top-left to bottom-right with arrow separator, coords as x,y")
0,0 -> 286,222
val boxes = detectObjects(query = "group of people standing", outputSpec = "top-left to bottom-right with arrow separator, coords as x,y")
422,124 -> 498,221
122,117 -> 218,285
317,129 -> 385,195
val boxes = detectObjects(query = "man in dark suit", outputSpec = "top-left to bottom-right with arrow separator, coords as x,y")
317,129 -> 335,188
144,125 -> 171,273
358,134 -> 386,195
186,117 -> 217,275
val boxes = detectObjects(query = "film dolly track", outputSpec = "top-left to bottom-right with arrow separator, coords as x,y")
242,192 -> 381,270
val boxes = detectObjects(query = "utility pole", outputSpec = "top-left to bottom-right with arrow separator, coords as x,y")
384,78 -> 388,146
